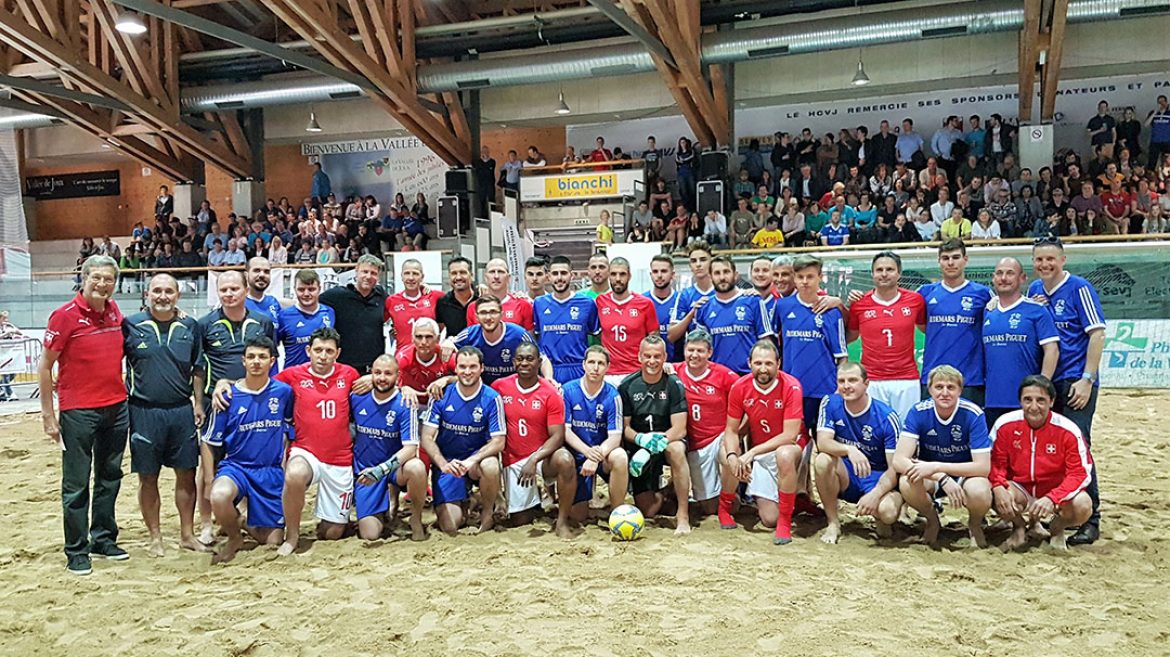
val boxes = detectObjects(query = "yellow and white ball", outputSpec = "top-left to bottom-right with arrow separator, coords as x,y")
608,504 -> 645,541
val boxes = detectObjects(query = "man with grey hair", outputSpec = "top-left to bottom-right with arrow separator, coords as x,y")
123,274 -> 206,556
321,253 -> 388,374
41,254 -> 130,575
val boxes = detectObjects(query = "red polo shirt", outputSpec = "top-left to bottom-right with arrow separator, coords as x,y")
44,294 -> 126,411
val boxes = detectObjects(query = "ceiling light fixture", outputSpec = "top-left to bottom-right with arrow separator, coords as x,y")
555,90 -> 571,115
115,11 -> 147,35
852,58 -> 870,86
305,111 -> 322,132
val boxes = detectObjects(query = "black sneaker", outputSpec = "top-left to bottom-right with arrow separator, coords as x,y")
92,544 -> 130,560
1067,523 -> 1099,546
67,554 -> 92,576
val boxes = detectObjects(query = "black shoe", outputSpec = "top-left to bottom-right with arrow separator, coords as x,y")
92,544 -> 130,560
67,554 -> 92,576
1067,523 -> 1099,546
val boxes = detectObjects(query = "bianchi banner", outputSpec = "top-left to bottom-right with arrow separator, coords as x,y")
1101,320 -> 1170,389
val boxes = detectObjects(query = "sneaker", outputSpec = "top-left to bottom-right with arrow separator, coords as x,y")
1067,523 -> 1099,546
92,544 -> 130,561
67,554 -> 92,576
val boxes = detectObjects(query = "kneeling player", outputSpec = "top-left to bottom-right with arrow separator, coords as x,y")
204,338 -> 292,564
491,343 -> 577,538
990,375 -> 1093,551
721,341 -> 805,544
420,347 -> 505,535
562,347 -> 630,521
674,330 -> 738,517
352,354 -> 428,541
814,361 -> 903,544
893,365 -> 993,548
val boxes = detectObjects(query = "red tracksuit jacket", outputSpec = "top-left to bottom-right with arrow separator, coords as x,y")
990,410 -> 1094,505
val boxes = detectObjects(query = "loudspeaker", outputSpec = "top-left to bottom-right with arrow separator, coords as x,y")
697,180 -> 724,217
437,195 -> 470,238
445,168 -> 475,195
699,151 -> 729,181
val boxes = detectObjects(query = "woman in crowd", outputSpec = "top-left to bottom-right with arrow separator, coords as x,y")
267,235 -> 288,265
675,137 -> 698,211
1014,185 -> 1044,237
971,209 -> 1001,240
869,163 -> 893,197
412,193 -> 430,224
686,211 -> 705,246
780,198 -> 806,247
294,238 -> 316,264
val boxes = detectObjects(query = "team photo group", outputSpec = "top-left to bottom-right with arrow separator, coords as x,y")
42,235 -> 1102,575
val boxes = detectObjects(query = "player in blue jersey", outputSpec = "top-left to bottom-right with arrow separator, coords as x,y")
814,361 -> 903,545
244,257 -> 283,328
669,242 -> 716,342
919,239 -> 992,404
203,337 -> 292,564
445,295 -> 540,385
352,354 -> 428,541
982,257 -> 1060,427
419,346 -> 506,535
750,255 -> 780,320
1029,237 -> 1106,545
893,365 -> 993,548
534,255 -> 600,384
697,256 -> 772,374
645,254 -> 682,361
276,269 -> 336,369
562,346 -> 629,520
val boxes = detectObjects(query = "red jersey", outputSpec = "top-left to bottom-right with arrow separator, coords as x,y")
596,292 -> 659,376
726,371 -> 804,448
1100,191 -> 1131,219
384,289 -> 443,353
395,345 -> 454,392
847,289 -> 926,380
467,294 -> 535,331
275,363 -> 360,466
491,374 -> 565,466
675,363 -> 739,450
990,410 -> 1093,505
44,294 -> 126,411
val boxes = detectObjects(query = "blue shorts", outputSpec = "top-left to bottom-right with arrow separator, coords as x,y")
573,456 -> 609,505
552,363 -> 585,386
217,461 -> 285,528
353,468 -> 407,519
431,467 -> 479,505
802,396 -> 824,440
129,403 -> 199,475
841,458 -> 885,505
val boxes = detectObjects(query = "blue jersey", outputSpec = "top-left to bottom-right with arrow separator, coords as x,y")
645,290 -> 681,361
561,379 -> 623,449
203,380 -> 293,468
350,390 -> 417,470
817,394 -> 900,472
675,283 -> 716,330
822,223 -> 849,245
774,296 -> 847,398
423,382 -> 505,461
452,322 -> 536,384
982,297 -> 1060,409
900,398 -> 991,464
276,304 -> 336,368
696,292 -> 772,373
246,294 -> 283,329
1028,273 -> 1106,383
533,294 -> 599,368
919,280 -> 992,386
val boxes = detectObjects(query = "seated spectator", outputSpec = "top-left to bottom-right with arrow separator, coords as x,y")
630,201 -> 654,232
627,223 -> 649,243
648,178 -> 674,214
986,188 -> 1018,235
751,185 -> 776,212
729,198 -> 756,248
1143,204 -> 1168,234
294,238 -> 316,264
119,244 -> 144,293
733,169 -> 755,199
752,216 -> 786,249
929,187 -> 954,226
779,199 -> 805,246
940,208 -> 973,240
379,209 -> 404,252
971,209 -> 1001,240
317,237 -> 339,265
1131,179 -> 1157,233
1070,181 -> 1104,232
869,164 -> 893,197
596,210 -> 614,245
803,202 -> 829,244
1014,185 -> 1044,236
1096,161 -> 1124,189
704,209 -> 728,247
268,235 -> 288,265
403,213 -> 428,251
686,212 -> 705,246
207,239 -> 227,267
760,169 -> 777,198
667,206 -> 689,250
820,211 -> 850,247
852,192 -> 878,242
885,213 -> 921,243
155,242 -> 177,269
1034,208 -> 1073,238
914,209 -> 939,242
904,195 -> 925,225
998,153 -> 1021,182
774,168 -> 794,198
222,238 -> 246,266
1100,180 -> 1132,234
131,221 -> 152,244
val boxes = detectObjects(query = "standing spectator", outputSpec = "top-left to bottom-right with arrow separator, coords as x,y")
771,131 -> 797,174
984,114 -> 1013,167
500,150 -> 522,192
896,118 -> 925,168
675,137 -> 698,211
815,133 -> 840,179
931,115 -> 964,182
473,145 -> 497,218
1117,107 -> 1143,161
0,310 -> 25,401
1087,100 -> 1117,159
588,136 -> 614,169
869,120 -> 898,169
310,162 -> 332,202
741,138 -> 765,184
523,145 -> 547,168
154,185 -> 173,221
643,135 -> 661,193
596,210 -> 614,245
965,115 -> 986,161
40,255 -> 129,575
1146,95 -> 1170,168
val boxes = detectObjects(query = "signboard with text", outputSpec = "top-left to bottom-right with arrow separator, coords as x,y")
1101,320 -> 1170,388
520,169 -> 643,202
24,170 -> 120,200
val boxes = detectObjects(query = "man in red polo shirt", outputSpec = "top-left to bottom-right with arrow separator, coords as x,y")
40,255 -> 130,576
384,258 -> 443,356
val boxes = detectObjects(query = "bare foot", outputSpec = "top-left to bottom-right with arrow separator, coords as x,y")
674,519 -> 692,535
409,518 -> 428,542
146,537 -> 166,558
198,524 -> 215,546
1027,523 -> 1051,540
969,523 -> 988,549
875,522 -> 893,539
477,514 -> 496,534
276,541 -> 296,557
179,537 -> 213,553
1048,531 -> 1069,551
211,536 -> 242,564
820,523 -> 842,544
554,519 -> 576,540
1003,526 -> 1028,551
921,515 -> 941,546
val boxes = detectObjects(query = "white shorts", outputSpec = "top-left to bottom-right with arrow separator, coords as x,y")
289,447 -> 353,524
686,439 -> 723,502
504,454 -> 542,514
867,379 -> 921,423
744,451 -> 779,503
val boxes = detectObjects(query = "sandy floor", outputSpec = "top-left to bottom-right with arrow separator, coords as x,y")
1,389 -> 1168,657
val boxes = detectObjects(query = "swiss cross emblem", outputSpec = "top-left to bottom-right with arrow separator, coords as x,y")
630,308 -> 639,318
337,379 -> 346,388
744,398 -> 755,407
705,386 -> 715,395
532,399 -> 542,409
502,395 -> 513,404
773,400 -> 783,409
901,307 -> 912,316
505,310 -> 515,319
300,380 -> 313,388
1045,443 -> 1056,454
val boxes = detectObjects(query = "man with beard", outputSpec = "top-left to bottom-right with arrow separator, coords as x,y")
466,258 -> 534,331
597,258 -> 659,386
123,274 -> 207,556
436,256 -> 478,337
644,254 -> 682,362
578,253 -> 610,301
696,256 -> 772,374
534,255 -> 599,385
446,296 -> 538,385
244,257 -> 283,328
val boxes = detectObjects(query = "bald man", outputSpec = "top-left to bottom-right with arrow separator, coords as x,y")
466,258 -> 535,331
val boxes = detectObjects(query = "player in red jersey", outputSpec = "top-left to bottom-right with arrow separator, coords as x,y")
597,257 -> 659,384
396,318 -> 455,406
466,258 -> 535,331
491,342 -> 576,538
384,259 -> 444,356
846,251 -> 927,421
674,329 -> 738,514
721,341 -> 805,544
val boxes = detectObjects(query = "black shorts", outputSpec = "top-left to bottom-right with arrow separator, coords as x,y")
624,444 -> 666,496
129,402 -> 199,475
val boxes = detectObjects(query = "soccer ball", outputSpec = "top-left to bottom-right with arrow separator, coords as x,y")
608,504 -> 645,541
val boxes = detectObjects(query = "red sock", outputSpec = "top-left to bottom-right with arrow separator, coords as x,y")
718,492 -> 737,528
775,491 -> 796,541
